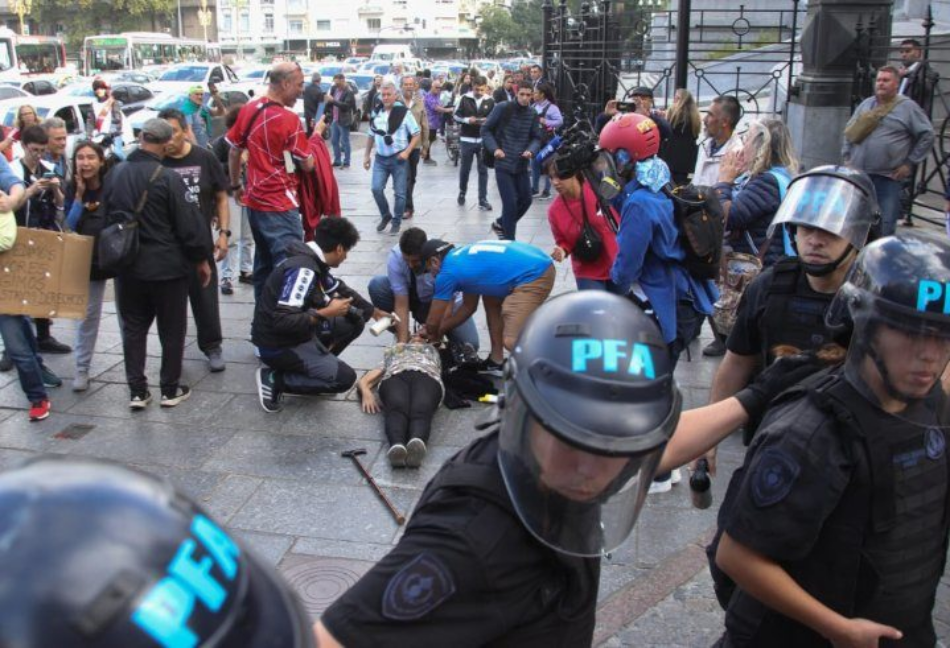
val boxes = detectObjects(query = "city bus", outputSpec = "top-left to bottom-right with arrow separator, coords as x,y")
0,28 -> 67,75
83,32 -> 220,74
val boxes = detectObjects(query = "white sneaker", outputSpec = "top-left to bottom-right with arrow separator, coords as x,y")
670,468 -> 682,485
406,438 -> 427,468
388,444 -> 407,468
648,477 -> 673,495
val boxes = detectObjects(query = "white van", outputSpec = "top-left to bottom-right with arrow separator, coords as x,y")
370,44 -> 414,63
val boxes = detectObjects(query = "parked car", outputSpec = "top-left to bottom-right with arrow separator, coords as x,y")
148,63 -> 240,95
1,78 -> 58,96
344,57 -> 367,67
0,94 -> 122,159
0,85 -> 29,101
62,81 -> 155,115
99,70 -> 157,85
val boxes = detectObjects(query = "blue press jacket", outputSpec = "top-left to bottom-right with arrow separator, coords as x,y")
610,179 -> 718,343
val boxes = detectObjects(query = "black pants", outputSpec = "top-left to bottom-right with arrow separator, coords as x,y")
378,370 -> 441,446
316,314 -> 365,355
188,260 -> 223,354
260,339 -> 356,395
34,318 -> 53,341
118,275 -> 189,396
405,149 -> 421,212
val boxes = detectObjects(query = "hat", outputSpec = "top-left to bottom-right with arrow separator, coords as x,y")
140,118 -> 174,144
92,78 -> 109,91
188,84 -> 206,95
421,239 -> 453,264
630,86 -> 654,98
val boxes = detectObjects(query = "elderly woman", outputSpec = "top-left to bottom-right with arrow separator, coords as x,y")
713,118 -> 798,266
358,339 -> 443,469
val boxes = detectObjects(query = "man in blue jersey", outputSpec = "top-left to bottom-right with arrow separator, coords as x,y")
420,239 -> 554,374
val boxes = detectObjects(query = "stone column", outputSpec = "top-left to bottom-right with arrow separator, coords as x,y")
786,0 -> 893,170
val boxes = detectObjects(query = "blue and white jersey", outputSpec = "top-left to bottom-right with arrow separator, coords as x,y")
434,240 -> 552,300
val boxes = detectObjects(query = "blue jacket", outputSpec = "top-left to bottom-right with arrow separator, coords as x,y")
715,167 -> 791,266
481,101 -> 542,174
610,179 -> 718,344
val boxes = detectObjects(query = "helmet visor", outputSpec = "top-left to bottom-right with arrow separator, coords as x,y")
769,174 -> 876,250
497,390 -> 666,558
588,149 -> 622,202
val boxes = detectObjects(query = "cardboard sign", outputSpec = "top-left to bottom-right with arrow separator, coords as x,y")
0,227 -> 93,319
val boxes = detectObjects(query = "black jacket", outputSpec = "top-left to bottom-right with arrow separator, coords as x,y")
454,92 -> 495,139
325,86 -> 357,127
303,82 -> 325,123
902,60 -> 939,116
251,240 -> 373,349
481,101 -> 542,174
102,149 -> 212,281
493,87 -> 514,104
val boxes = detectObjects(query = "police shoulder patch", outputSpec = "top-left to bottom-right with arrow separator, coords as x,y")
751,447 -> 801,508
926,428 -> 946,461
381,552 -> 456,621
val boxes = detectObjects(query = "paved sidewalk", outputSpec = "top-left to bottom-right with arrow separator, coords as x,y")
0,131 -> 947,645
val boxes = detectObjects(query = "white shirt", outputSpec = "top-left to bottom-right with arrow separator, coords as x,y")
692,131 -> 741,187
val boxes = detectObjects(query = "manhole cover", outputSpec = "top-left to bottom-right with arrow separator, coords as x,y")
280,556 -> 372,616
55,423 -> 95,440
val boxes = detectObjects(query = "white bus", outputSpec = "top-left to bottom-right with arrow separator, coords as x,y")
83,32 -> 221,75
0,28 -> 67,75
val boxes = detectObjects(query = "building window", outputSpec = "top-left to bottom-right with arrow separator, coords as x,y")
264,12 -> 274,32
316,20 -> 331,31
289,19 -> 305,34
222,11 -> 232,32
239,10 -> 250,32
367,18 -> 381,30
260,0 -> 274,5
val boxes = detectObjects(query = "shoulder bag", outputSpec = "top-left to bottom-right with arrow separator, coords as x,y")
562,193 -> 603,263
97,164 -> 164,273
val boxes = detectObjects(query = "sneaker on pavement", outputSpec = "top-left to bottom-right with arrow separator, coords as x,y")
256,368 -> 283,413
29,399 -> 50,422
478,201 -> 493,211
341,164 -> 350,170
423,158 -> 438,166
130,391 -> 152,410
332,161 -> 342,167
390,222 -> 401,235
670,467 -> 682,485
406,437 -> 427,468
539,191 -> 551,200
41,364 -> 62,388
161,385 -> 191,407
376,215 -> 393,232
702,338 -> 726,357
220,279 -> 234,295
38,336 -> 72,354
490,221 -> 505,239
0,351 -> 12,372
403,209 -> 414,220
206,348 -> 226,373
72,372 -> 90,392
238,272 -> 253,284
648,476 -> 673,494
476,356 -> 505,378
457,192 -> 466,206
388,443 -> 408,468
531,190 -> 541,198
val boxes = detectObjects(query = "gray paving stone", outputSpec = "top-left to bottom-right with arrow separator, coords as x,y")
0,379 -> 106,410
277,399 -> 385,440
234,529 -> 295,567
293,536 -> 395,563
66,383 -> 232,426
278,553 -> 376,618
198,473 -> 263,524
0,447 -> 37,470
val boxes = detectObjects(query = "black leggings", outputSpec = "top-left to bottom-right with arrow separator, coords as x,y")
378,370 -> 441,446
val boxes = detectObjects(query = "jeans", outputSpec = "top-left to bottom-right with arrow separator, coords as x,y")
367,274 -> 480,350
188,260 -> 223,354
530,155 -> 551,194
371,154 -> 409,227
247,208 -> 303,303
495,168 -> 533,240
118,275 -> 190,397
576,277 -> 624,293
870,173 -> 902,237
74,279 -> 108,374
459,141 -> 488,202
218,199 -> 254,282
379,370 -> 442,445
405,149 -> 421,212
330,121 -> 351,165
0,315 -> 47,402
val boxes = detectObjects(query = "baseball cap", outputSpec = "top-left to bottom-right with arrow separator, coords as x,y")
420,239 -> 453,265
188,84 -> 206,95
140,118 -> 174,144
630,86 -> 654,98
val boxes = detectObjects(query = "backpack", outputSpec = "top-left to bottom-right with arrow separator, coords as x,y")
664,183 -> 725,281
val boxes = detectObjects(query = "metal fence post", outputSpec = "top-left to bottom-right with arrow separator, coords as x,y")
674,0 -> 691,89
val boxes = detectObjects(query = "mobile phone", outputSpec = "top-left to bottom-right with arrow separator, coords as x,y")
42,171 -> 56,179
617,101 -> 637,113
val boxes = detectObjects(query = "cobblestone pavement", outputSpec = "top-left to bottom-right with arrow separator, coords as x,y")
0,130 -> 947,645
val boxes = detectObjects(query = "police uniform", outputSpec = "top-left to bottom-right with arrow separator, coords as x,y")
320,432 -> 600,647
717,370 -> 949,647
726,258 -> 838,366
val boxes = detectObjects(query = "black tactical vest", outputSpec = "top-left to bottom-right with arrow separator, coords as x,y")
760,258 -> 836,365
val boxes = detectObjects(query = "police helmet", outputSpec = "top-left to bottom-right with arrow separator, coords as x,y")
0,457 -> 315,648
497,291 -> 679,558
767,165 -> 878,277
828,235 -> 950,416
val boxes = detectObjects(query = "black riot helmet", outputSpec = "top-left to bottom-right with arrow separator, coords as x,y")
827,235 -> 950,421
767,165 -> 878,277
497,291 -> 680,558
0,456 -> 315,648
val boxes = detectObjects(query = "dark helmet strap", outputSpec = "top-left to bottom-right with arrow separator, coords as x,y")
800,244 -> 855,278
863,333 -> 917,404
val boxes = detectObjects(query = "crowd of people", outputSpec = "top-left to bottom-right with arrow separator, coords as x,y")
0,47 -> 949,648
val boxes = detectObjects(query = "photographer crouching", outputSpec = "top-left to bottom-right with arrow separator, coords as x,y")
251,217 -> 388,412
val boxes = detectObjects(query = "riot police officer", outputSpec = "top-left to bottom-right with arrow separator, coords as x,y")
0,456 -> 315,647
706,165 -> 878,468
315,290 -> 680,646
714,235 -> 950,647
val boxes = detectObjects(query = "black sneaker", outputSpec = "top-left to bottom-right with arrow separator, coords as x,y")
238,272 -> 253,285
539,191 -> 551,200
476,356 -> 505,378
332,161 -> 342,167
376,215 -> 392,232
220,278 -> 234,295
130,391 -> 152,410
531,190 -> 541,198
256,368 -> 283,413
490,221 -> 505,239
160,385 -> 192,408
38,336 -> 72,354
40,364 -> 62,388
0,351 -> 11,372
478,201 -> 493,211
702,339 -> 726,357
341,164 -> 350,170
390,222 -> 401,236
457,191 -> 466,206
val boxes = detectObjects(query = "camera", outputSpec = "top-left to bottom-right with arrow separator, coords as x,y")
616,101 -> 637,113
551,125 -> 600,179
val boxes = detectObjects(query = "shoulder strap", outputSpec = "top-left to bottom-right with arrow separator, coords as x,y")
134,164 -> 164,216
240,99 -> 276,145
766,257 -> 801,296
388,104 -> 409,135
766,167 -> 792,201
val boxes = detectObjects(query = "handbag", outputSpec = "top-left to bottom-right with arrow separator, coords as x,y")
97,164 -> 163,273
563,193 -> 604,263
0,209 -> 15,252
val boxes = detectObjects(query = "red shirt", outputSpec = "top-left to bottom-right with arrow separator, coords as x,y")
546,183 -> 619,280
226,97 -> 310,212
